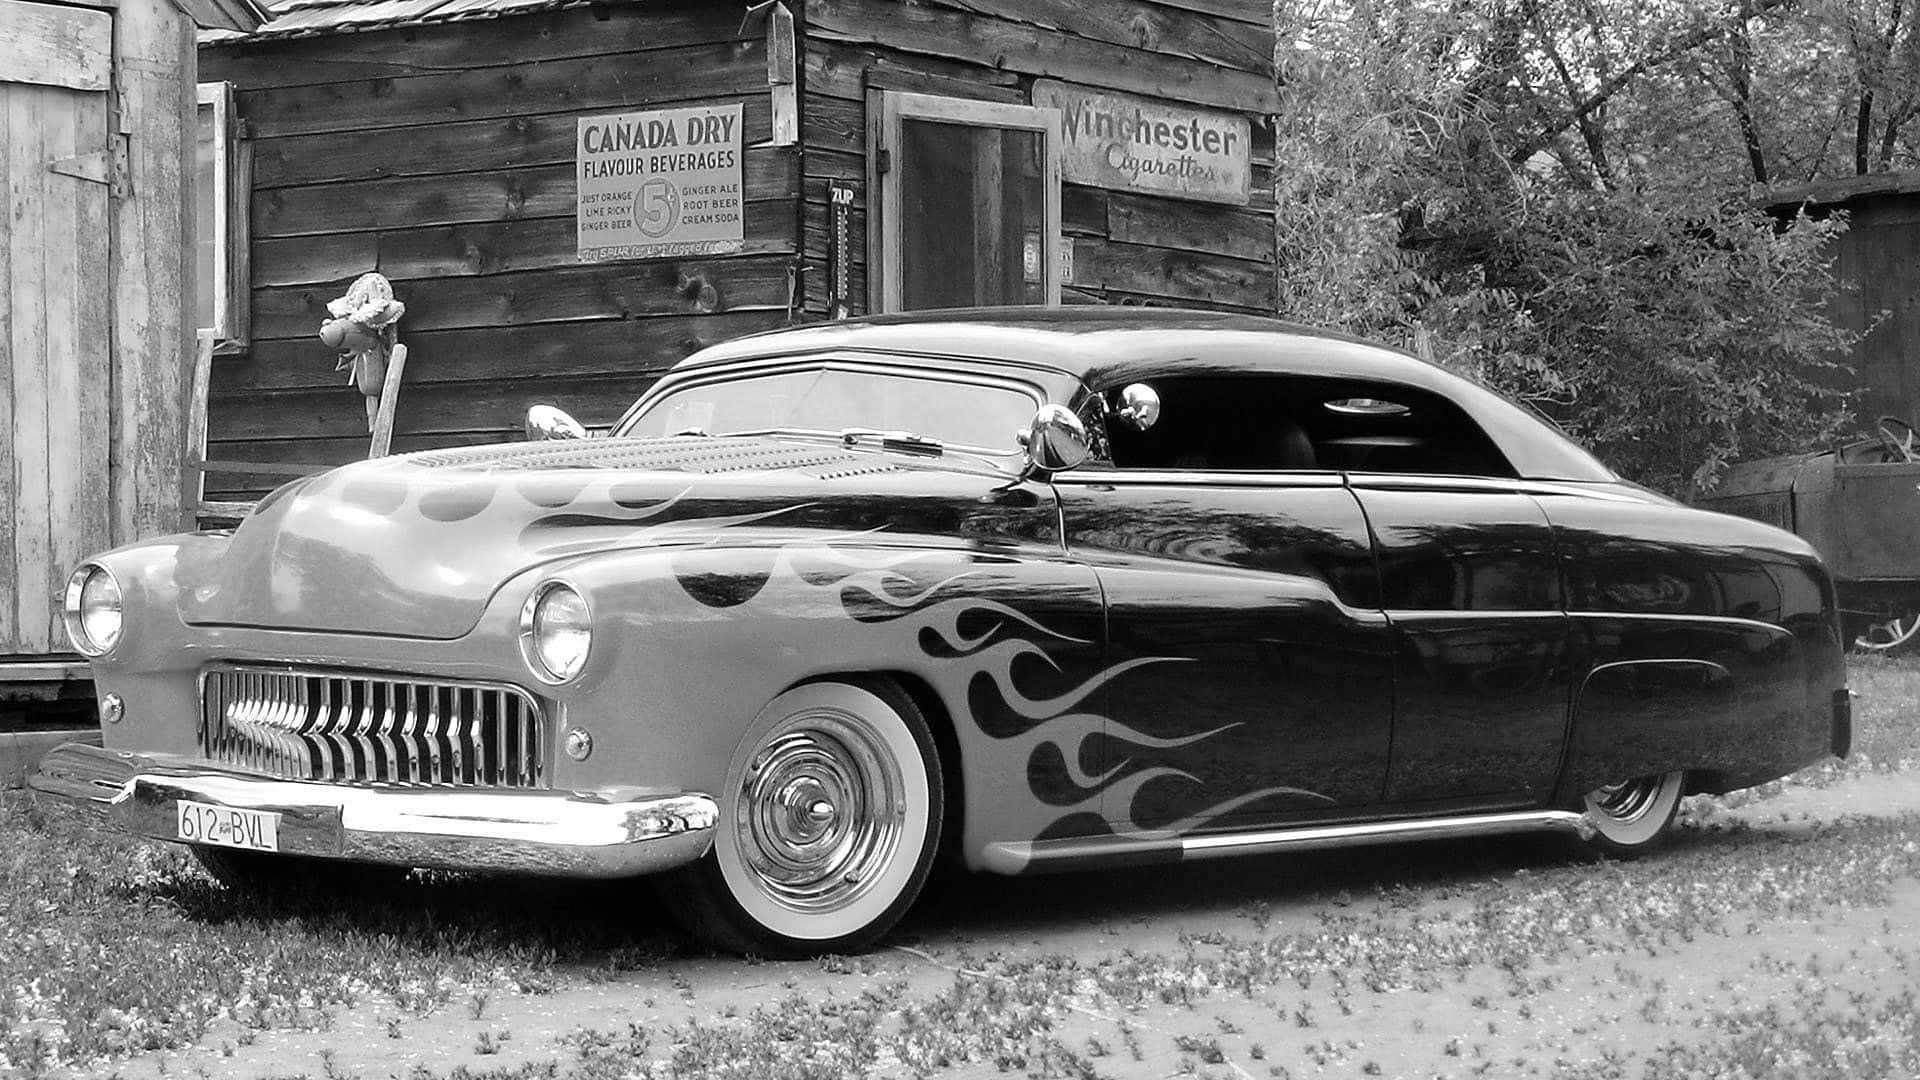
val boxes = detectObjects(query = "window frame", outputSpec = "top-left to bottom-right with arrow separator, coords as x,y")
195,81 -> 250,354
867,91 -> 1063,313
1077,371 -> 1520,479
614,355 -> 1047,458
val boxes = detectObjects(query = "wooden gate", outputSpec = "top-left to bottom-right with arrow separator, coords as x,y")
1,0 -> 114,658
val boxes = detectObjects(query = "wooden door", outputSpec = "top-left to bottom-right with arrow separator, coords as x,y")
1,0 -> 114,657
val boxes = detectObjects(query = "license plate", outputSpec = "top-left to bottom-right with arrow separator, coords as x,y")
176,800 -> 281,852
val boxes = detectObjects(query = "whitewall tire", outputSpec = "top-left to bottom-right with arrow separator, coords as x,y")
657,677 -> 943,955
1581,770 -> 1686,855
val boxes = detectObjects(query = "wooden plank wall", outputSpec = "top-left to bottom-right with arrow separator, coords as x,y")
112,0 -> 197,546
1,2 -> 114,657
1824,197 -> 1920,427
198,1 -> 792,497
799,0 -> 1277,316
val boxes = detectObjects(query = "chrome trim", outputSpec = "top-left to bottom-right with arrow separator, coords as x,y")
612,354 -> 1047,455
524,403 -> 587,442
1383,610 -> 1568,622
518,581 -> 592,686
981,809 -> 1595,874
62,563 -> 121,658
1050,469 -> 1348,487
1567,610 -> 1792,635
28,743 -> 716,879
198,665 -> 546,788
1381,610 -> 1791,636
1584,657 -> 1734,682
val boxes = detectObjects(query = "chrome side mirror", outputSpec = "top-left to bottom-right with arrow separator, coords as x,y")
525,404 -> 586,442
1116,383 -> 1161,431
1020,404 -> 1091,474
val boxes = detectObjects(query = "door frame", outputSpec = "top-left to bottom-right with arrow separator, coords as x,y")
865,90 -> 1063,313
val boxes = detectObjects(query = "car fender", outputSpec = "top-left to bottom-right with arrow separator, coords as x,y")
532,539 -> 1115,871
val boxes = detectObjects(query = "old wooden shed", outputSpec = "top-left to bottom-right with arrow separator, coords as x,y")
2,0 -> 262,779
1767,171 -> 1920,428
195,0 -> 1280,498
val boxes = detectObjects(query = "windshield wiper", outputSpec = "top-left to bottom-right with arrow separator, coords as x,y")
838,428 -> 945,456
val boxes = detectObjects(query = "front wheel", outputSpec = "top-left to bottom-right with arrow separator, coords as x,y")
656,678 -> 943,956
1580,770 -> 1686,855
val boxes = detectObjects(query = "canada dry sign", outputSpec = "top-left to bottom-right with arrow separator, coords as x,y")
577,103 -> 745,261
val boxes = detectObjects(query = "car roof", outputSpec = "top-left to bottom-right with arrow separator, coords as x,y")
675,307 -> 1428,385
667,308 -> 1618,483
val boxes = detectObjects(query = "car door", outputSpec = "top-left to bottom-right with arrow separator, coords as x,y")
1052,374 -> 1395,836
1329,386 -> 1573,809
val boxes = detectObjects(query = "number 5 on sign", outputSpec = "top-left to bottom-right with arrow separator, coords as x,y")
636,178 -> 679,239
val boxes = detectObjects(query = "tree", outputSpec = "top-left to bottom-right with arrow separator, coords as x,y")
1271,0 -> 1859,494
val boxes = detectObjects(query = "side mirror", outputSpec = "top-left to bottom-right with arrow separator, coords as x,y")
1115,383 -> 1161,431
1020,404 -> 1091,474
525,404 -> 586,442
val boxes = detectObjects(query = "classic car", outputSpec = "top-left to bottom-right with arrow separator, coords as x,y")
32,309 -> 1851,955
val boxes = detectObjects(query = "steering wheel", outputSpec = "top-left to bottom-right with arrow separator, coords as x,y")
1877,416 -> 1919,463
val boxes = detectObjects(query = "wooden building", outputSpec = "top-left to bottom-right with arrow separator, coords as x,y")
1,0 -> 262,778
1767,172 -> 1920,427
196,0 -> 1279,498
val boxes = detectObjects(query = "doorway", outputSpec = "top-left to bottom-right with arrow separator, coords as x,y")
869,92 -> 1062,312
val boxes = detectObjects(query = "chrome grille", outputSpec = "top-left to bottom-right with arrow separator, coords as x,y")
198,667 -> 546,788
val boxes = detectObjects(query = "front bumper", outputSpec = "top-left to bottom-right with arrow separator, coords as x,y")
28,743 -> 718,879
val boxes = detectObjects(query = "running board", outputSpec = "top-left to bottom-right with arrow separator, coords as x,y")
979,809 -> 1597,875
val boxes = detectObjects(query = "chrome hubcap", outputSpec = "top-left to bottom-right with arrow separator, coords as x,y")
737,710 -> 904,913
1590,776 -> 1662,824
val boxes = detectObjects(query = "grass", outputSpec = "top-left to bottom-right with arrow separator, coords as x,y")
0,794 -> 680,1076
350,811 -> 1920,1080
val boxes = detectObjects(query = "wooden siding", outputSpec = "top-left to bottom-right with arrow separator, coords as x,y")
1,30 -> 113,656
112,0 -> 198,548
201,0 -> 1281,499
798,0 -> 1277,318
199,1 -> 789,498
1816,196 -> 1920,426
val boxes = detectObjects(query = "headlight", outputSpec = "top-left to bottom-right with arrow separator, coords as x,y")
64,564 -> 123,657
520,582 -> 591,683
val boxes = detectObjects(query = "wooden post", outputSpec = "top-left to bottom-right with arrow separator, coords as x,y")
368,343 -> 409,458
109,0 -> 197,543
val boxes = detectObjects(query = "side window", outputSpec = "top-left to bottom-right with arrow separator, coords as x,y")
1093,374 -> 1515,478
195,82 -> 251,352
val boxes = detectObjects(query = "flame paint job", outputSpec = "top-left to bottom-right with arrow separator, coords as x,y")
72,312 -> 1848,879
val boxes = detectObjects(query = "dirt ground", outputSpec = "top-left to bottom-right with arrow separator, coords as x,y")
70,770 -> 1920,1080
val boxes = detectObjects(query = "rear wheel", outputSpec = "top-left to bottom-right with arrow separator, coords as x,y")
656,678 -> 942,956
1580,770 -> 1686,855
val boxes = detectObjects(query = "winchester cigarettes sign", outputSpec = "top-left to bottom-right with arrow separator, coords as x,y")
1032,81 -> 1250,206
577,104 -> 744,260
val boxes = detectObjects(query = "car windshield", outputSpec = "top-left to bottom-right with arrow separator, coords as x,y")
619,366 -> 1040,454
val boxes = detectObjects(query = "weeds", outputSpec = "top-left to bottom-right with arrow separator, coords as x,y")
0,792 -> 671,1073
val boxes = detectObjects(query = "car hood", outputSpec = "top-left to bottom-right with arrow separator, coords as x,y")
179,436 -> 1034,639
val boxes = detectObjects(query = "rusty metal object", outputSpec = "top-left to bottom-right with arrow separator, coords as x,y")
1701,420 -> 1920,653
